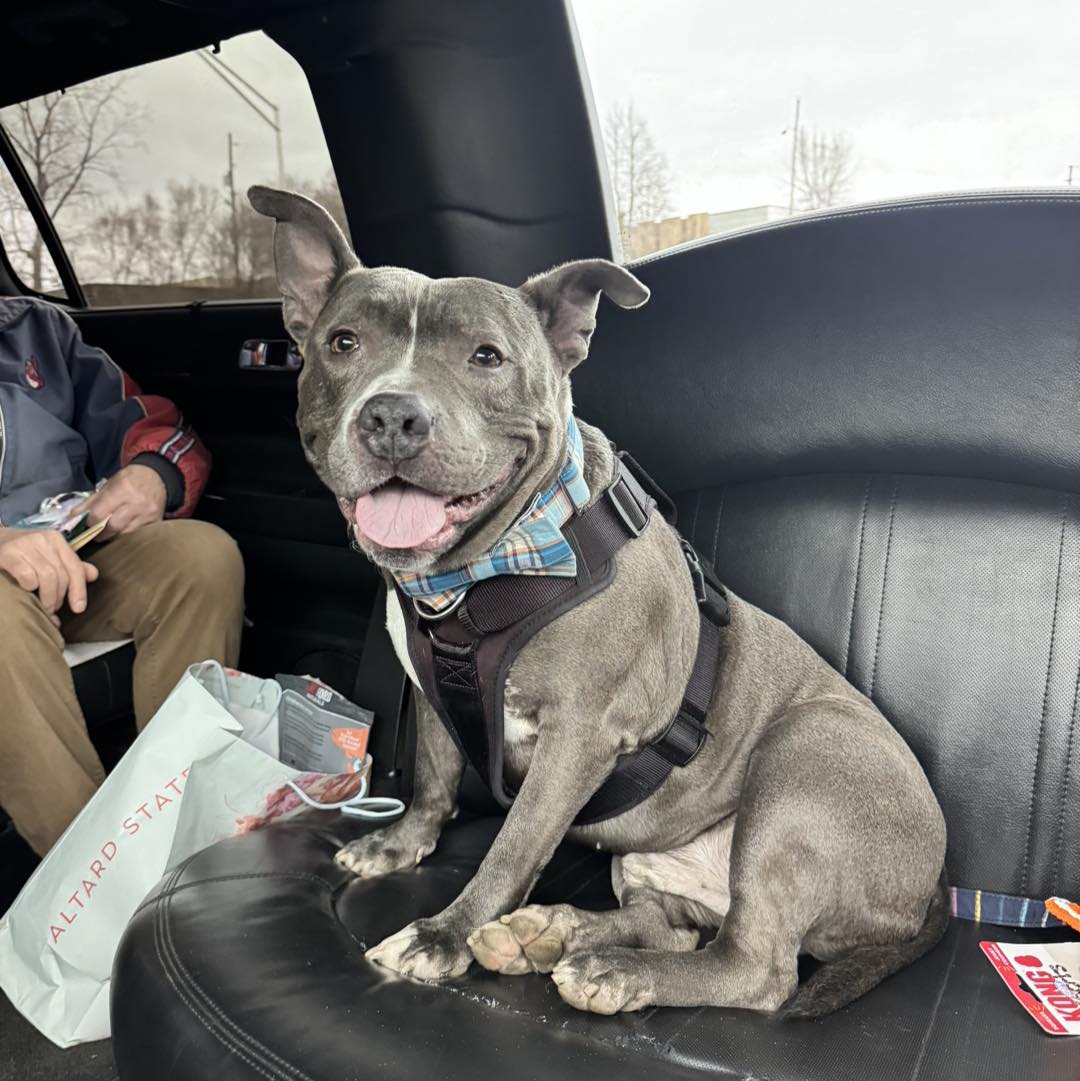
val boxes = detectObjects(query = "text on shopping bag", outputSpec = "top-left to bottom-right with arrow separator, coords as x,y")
47,766 -> 191,945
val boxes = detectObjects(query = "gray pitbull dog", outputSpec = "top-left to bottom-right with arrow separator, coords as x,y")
249,185 -> 948,1017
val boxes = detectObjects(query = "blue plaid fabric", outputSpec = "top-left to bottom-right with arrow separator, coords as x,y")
394,416 -> 591,614
949,886 -> 1064,929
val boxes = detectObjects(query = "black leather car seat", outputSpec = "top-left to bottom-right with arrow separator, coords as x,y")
111,191 -> 1080,1081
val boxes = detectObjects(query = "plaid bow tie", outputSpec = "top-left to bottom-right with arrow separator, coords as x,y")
394,416 -> 591,615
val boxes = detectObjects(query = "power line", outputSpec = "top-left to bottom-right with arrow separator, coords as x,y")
195,49 -> 285,184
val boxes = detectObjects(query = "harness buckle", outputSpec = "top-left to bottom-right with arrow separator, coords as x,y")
682,540 -> 708,604
608,475 -> 652,538
682,540 -> 730,626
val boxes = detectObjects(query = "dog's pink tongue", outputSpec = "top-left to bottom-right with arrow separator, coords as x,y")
353,483 -> 448,549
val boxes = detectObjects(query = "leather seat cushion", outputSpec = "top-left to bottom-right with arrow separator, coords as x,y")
112,815 -> 1080,1081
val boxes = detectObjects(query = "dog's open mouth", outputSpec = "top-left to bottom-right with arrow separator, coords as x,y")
342,462 -> 515,551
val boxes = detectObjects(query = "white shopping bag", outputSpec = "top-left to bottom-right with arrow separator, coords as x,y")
0,661 -> 387,1048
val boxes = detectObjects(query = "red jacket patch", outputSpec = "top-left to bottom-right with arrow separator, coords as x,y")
24,355 -> 44,389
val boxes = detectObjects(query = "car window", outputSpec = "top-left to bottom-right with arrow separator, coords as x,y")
572,0 -> 1080,260
0,32 -> 346,307
0,155 -> 67,299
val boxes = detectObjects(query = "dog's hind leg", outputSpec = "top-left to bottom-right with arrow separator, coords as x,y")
468,817 -> 734,975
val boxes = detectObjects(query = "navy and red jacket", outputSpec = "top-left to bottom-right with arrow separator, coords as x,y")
0,297 -> 210,525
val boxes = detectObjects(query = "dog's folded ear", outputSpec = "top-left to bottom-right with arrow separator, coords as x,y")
519,259 -> 649,373
248,186 -> 360,340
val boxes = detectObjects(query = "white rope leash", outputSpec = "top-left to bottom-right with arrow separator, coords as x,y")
285,764 -> 404,820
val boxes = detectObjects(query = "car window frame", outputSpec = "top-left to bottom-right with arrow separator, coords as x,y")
0,119 -> 85,307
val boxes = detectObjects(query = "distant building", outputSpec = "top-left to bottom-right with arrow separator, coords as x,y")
628,204 -> 789,258
707,205 -> 789,233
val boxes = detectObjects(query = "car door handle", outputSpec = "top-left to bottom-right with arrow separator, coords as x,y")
239,339 -> 302,369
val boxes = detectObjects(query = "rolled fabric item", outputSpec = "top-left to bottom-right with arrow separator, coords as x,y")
1046,897 -> 1080,933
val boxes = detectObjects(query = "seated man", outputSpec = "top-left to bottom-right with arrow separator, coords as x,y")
0,295 -> 244,856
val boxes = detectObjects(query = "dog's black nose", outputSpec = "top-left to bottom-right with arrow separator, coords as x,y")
356,392 -> 433,461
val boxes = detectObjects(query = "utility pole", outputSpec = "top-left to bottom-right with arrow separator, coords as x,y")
786,97 -> 801,214
197,49 -> 286,184
1068,164 -> 1079,186
226,133 -> 241,284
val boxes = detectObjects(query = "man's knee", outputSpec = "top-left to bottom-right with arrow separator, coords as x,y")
134,520 -> 244,607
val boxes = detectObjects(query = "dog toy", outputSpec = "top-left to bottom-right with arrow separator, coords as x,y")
1046,897 -> 1080,933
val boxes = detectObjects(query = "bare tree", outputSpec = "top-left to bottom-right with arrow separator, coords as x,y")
0,78 -> 144,290
206,169 -> 350,290
92,182 -> 222,286
793,129 -> 856,211
603,101 -> 673,258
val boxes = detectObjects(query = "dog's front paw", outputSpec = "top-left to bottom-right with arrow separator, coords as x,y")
334,830 -> 436,878
551,947 -> 657,1014
366,918 -> 472,981
468,904 -> 583,975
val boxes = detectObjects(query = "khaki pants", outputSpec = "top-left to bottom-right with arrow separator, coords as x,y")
0,519 -> 244,855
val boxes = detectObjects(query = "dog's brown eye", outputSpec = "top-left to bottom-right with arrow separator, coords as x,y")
470,345 -> 504,369
329,331 -> 359,355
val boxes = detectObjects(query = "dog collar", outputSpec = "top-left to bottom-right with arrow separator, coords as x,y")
393,416 -> 591,615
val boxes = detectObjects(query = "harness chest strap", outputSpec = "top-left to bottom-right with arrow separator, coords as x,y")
398,455 -> 730,825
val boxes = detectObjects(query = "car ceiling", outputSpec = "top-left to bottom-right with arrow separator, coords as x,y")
1,0 -> 615,284
0,1 -> 311,106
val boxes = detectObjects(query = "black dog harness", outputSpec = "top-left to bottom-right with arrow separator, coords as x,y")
395,453 -> 730,825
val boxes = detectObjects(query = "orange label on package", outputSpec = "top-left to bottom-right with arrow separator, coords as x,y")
331,726 -> 369,770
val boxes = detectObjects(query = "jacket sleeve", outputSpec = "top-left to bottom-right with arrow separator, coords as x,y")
63,311 -> 211,518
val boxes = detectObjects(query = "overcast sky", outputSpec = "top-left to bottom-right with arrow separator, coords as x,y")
15,1 -> 1080,228
108,35 -> 335,196
572,0 -> 1080,213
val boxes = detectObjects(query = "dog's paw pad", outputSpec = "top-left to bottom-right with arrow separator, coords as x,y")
467,924 -> 531,975
551,950 -> 654,1015
472,905 -> 577,975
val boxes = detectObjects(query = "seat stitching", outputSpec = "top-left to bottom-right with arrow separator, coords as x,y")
664,1003 -> 705,1045
562,865 -> 612,902
157,858 -> 315,1081
538,851 -> 606,893
907,929 -> 962,1081
673,468 -> 1080,502
841,476 -> 874,679
158,873 -> 303,1081
868,477 -> 899,700
1050,661 -> 1080,888
162,880 -> 311,1081
150,871 -> 283,1081
710,486 -> 726,570
688,489 -> 702,548
1020,495 -> 1070,894
131,870 -> 336,918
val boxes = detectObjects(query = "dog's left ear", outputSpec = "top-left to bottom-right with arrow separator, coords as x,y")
520,259 -> 649,373
248,185 -> 360,340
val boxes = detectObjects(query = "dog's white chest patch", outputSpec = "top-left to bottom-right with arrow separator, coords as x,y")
503,676 -> 538,745
386,591 -> 421,688
387,593 -> 538,754
620,816 -> 736,919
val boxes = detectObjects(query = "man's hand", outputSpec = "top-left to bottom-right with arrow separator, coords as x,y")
0,527 -> 100,616
83,463 -> 168,539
